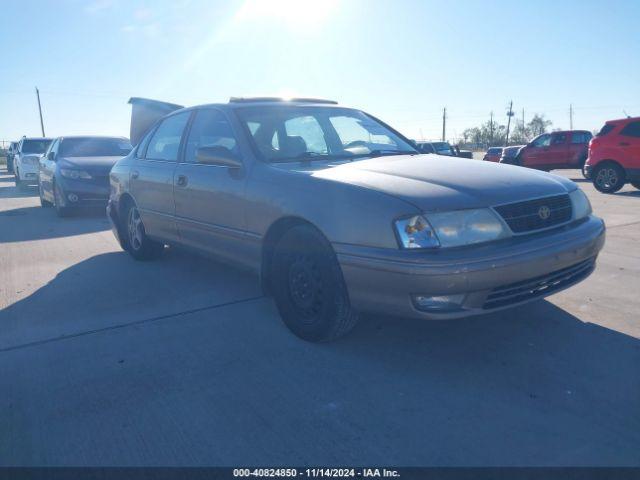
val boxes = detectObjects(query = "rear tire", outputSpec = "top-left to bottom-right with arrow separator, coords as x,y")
123,203 -> 164,260
593,163 -> 625,194
54,182 -> 72,217
270,225 -> 359,342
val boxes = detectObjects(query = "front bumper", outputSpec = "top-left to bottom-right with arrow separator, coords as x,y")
58,176 -> 110,206
335,215 -> 605,319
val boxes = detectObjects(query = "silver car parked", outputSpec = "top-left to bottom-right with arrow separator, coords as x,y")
108,97 -> 605,341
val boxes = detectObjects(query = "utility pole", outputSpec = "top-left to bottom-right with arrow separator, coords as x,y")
505,100 -> 514,146
35,87 -> 45,137
489,111 -> 494,146
442,107 -> 446,141
569,104 -> 573,130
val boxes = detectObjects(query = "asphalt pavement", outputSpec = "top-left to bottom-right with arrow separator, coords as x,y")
0,167 -> 638,466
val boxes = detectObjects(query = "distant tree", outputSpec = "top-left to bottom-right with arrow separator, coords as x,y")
528,114 -> 552,137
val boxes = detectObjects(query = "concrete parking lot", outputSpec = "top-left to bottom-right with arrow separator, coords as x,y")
0,166 -> 638,466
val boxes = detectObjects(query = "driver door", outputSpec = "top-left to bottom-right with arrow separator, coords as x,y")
173,108 -> 249,264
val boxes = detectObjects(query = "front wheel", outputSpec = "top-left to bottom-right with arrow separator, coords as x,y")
270,225 -> 359,342
54,182 -> 72,217
593,163 -> 625,194
39,183 -> 52,207
124,203 -> 164,260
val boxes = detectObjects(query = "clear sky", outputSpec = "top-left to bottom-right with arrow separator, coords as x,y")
1,0 -> 639,143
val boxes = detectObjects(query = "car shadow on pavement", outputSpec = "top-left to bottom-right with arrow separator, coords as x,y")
1,247 -> 638,465
617,190 -> 640,197
0,206 -> 110,243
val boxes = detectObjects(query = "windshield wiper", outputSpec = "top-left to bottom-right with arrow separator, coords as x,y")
273,152 -> 351,163
352,149 -> 418,158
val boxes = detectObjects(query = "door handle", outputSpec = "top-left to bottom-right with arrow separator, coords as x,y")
176,175 -> 188,187
131,170 -> 139,179
619,142 -> 630,146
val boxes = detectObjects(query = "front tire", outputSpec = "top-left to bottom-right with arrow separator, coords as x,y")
270,225 -> 359,342
124,203 -> 164,260
593,163 -> 625,194
39,183 -> 52,207
54,182 -> 72,217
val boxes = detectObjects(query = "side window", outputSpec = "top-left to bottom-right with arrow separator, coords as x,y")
184,109 -> 239,163
571,132 -> 587,143
620,121 -> 640,138
136,128 -> 155,159
532,134 -> 551,148
551,133 -> 567,145
48,139 -> 59,157
145,112 -> 191,162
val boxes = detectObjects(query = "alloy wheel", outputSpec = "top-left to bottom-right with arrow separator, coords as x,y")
595,167 -> 618,190
128,207 -> 144,251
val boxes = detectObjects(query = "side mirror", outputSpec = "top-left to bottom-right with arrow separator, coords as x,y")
47,151 -> 56,161
195,146 -> 242,168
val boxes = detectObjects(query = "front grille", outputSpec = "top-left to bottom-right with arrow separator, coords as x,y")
494,194 -> 572,233
483,258 -> 595,310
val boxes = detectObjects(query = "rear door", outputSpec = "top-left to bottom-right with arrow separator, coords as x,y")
130,111 -> 192,243
173,108 -> 249,264
618,121 -> 640,167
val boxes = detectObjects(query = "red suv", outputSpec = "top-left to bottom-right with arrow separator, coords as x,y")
514,130 -> 592,171
584,117 -> 640,193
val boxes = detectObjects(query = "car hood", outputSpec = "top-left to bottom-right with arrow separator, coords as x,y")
281,154 -> 576,212
58,156 -> 124,173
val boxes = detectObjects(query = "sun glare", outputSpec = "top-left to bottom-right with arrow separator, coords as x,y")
236,0 -> 339,32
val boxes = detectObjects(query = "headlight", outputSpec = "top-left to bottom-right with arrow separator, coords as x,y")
569,188 -> 591,220
60,169 -> 92,180
395,208 -> 509,249
395,215 -> 440,249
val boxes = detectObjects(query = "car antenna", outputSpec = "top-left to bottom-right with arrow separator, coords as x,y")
623,110 -> 631,118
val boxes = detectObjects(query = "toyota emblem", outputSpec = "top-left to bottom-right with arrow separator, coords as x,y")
538,205 -> 551,220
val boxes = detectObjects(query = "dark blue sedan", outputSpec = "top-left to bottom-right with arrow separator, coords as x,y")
38,136 -> 132,217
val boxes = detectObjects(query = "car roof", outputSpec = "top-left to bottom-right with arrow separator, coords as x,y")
22,137 -> 52,141
606,116 -> 640,124
59,135 -> 130,140
170,97 -> 343,114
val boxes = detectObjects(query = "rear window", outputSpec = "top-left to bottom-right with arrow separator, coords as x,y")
620,121 -> 640,138
487,148 -> 502,154
596,124 -> 615,137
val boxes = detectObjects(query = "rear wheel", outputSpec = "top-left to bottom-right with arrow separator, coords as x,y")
270,225 -> 359,342
54,182 -> 72,217
593,163 -> 625,194
124,203 -> 164,260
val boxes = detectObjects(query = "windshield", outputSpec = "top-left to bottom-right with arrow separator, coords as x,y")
235,105 -> 417,162
60,138 -> 132,157
22,139 -> 52,154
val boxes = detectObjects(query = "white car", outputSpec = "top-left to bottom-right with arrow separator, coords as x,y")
14,137 -> 52,190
